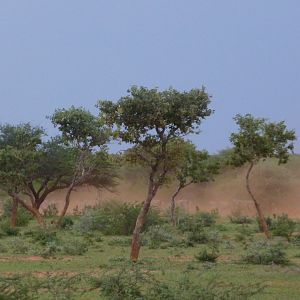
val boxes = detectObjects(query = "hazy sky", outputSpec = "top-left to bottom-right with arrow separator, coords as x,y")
0,1 -> 299,153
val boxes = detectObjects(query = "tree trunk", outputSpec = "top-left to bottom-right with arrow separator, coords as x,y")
10,197 -> 19,227
246,162 -> 270,238
130,178 -> 157,262
171,186 -> 181,227
13,194 -> 45,227
56,184 -> 74,227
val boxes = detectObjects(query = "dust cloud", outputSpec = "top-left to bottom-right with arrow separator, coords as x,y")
45,157 -> 300,218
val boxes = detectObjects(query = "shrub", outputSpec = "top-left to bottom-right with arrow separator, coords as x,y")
0,242 -> 8,253
61,239 -> 88,256
271,214 -> 296,241
243,238 -> 288,265
95,263 -> 264,300
1,199 -> 33,227
96,263 -> 147,300
178,211 -> 217,233
195,247 -> 219,263
141,224 -> 180,249
28,228 -> 58,245
38,241 -> 63,258
58,216 -> 74,230
43,204 -> 59,217
76,200 -> 163,236
229,214 -> 253,225
8,237 -> 30,254
0,220 -> 19,236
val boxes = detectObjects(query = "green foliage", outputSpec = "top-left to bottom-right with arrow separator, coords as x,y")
0,220 -> 19,236
229,211 -> 253,224
0,275 -> 39,300
28,228 -> 58,245
58,216 -> 74,229
243,238 -> 288,265
178,211 -> 217,233
141,224 -> 181,248
195,248 -> 219,263
61,239 -> 88,256
95,262 -> 264,300
98,86 -> 212,146
76,201 -> 163,235
43,203 -> 59,217
230,114 -> 296,166
1,199 -> 33,226
270,214 -> 296,241
8,237 -> 30,254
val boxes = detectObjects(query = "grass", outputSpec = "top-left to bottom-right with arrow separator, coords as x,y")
0,217 -> 300,299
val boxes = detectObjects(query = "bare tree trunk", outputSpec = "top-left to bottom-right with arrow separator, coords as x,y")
10,197 -> 19,227
130,177 -> 157,262
171,186 -> 182,227
56,184 -> 74,227
246,162 -> 270,238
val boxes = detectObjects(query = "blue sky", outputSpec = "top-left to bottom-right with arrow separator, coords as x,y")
0,1 -> 299,153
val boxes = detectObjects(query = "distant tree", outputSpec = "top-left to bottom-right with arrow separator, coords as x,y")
230,114 -> 296,237
169,142 -> 219,226
50,106 -> 116,226
98,86 -> 213,261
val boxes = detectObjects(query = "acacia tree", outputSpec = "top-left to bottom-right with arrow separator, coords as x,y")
0,124 -> 72,226
170,142 -> 219,226
50,106 -> 116,226
230,114 -> 296,237
98,86 -> 213,261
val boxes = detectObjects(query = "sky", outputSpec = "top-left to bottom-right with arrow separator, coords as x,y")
0,0 -> 299,153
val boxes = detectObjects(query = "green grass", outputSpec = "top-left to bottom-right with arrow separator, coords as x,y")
0,218 -> 300,299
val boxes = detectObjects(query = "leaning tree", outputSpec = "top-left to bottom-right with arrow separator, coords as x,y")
50,106 -> 117,226
230,114 -> 296,237
169,141 -> 219,226
98,86 -> 213,261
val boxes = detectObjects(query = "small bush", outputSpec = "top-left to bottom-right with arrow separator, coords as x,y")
178,211 -> 217,233
29,228 -> 58,246
141,224 -> 180,249
0,220 -> 19,236
230,215 -> 253,224
39,241 -> 63,258
8,237 -> 30,254
58,216 -> 74,230
43,204 -> 58,217
271,214 -> 296,241
243,238 -> 288,265
195,247 -> 219,263
61,239 -> 88,256
0,242 -> 8,253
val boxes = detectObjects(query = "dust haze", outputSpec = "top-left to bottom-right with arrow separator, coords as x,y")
46,156 -> 300,218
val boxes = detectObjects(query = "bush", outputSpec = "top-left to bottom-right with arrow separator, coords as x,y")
38,241 -> 63,258
195,247 -> 219,263
178,211 -> 217,233
61,239 -> 88,256
95,262 -> 264,300
271,214 -> 296,241
28,228 -> 58,246
8,237 -> 30,254
229,214 -> 253,225
43,204 -> 59,217
0,242 -> 8,253
0,220 -> 19,236
243,238 -> 288,265
141,224 -> 181,249
58,216 -> 74,230
76,200 -> 163,236
1,199 -> 33,227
